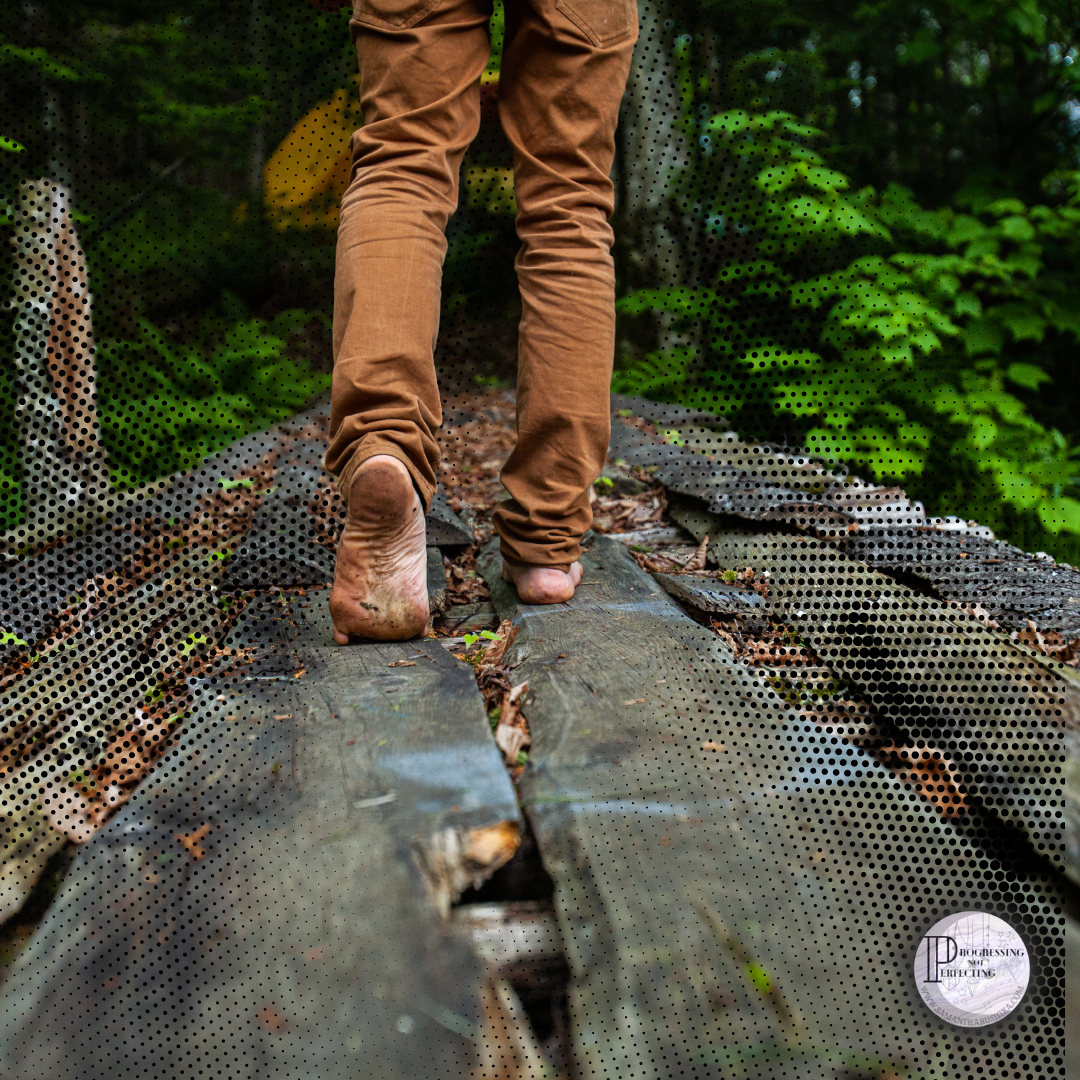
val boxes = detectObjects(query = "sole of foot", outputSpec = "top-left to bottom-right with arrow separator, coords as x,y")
500,560 -> 583,605
329,455 -> 429,644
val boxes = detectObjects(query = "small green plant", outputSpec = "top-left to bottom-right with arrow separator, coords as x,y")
179,632 -> 211,656
97,306 -> 330,489
616,102 -> 1080,558
463,629 -> 500,647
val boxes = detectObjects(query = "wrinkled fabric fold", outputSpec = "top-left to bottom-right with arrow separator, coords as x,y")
326,0 -> 637,568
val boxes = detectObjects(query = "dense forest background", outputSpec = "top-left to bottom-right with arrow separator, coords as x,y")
2,0 -> 1080,559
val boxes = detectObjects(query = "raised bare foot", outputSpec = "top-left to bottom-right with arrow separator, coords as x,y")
500,560 -> 583,604
329,455 -> 429,643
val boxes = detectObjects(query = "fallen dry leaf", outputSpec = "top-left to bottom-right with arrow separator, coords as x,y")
258,1003 -> 289,1032
684,534 -> 709,572
701,741 -> 727,751
480,619 -> 517,665
1009,618 -> 1080,665
494,679 -> 530,765
948,600 -> 1000,630
175,822 -> 212,860
623,698 -> 645,705
495,723 -> 529,764
388,660 -> 417,667
878,744 -> 969,818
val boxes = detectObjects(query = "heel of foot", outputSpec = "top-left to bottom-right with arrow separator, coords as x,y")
348,456 -> 417,519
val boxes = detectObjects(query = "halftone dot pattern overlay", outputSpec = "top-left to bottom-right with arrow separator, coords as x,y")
0,2 -> 1076,1079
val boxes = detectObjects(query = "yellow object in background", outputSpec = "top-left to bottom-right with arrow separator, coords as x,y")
463,166 -> 516,216
263,87 -> 360,229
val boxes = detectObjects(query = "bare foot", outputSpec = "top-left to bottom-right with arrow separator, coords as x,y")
500,560 -> 583,604
329,455 -> 429,643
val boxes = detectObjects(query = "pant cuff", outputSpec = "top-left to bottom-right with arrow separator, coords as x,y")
498,546 -> 578,575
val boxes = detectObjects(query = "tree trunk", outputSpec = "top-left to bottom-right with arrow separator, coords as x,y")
5,179 -> 110,552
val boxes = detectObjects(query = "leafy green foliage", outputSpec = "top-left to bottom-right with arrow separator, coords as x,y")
616,106 -> 1080,549
0,0 -> 349,517
98,307 -> 329,487
687,0 -> 1080,208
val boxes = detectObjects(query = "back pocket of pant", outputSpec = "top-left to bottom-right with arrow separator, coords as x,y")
556,0 -> 637,47
352,0 -> 443,30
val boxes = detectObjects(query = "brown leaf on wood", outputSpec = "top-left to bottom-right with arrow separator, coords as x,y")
258,1003 -> 289,1032
1010,619 -> 1080,665
475,663 -> 513,712
494,679 -> 530,765
480,619 -> 518,666
948,600 -> 1000,630
683,534 -> 709,572
495,723 -> 529,765
877,744 -> 969,817
175,822 -> 212,860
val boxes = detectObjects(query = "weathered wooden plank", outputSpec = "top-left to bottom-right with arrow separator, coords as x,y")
426,491 -> 474,547
427,547 -> 448,617
608,416 -> 856,532
0,597 -> 520,1079
832,527 -> 1080,638
0,572 -> 232,923
0,403 -> 469,643
668,497 -> 1080,887
651,571 -> 768,632
478,536 -> 1065,1079
609,404 -> 1080,642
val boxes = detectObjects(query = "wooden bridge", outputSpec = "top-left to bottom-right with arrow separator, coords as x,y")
0,398 -> 1075,1079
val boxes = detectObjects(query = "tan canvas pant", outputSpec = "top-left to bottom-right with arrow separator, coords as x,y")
325,0 -> 638,570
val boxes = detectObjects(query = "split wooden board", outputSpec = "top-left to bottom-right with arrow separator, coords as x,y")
668,497 -> 1080,888
478,535 -> 1064,1079
0,598 -> 519,1079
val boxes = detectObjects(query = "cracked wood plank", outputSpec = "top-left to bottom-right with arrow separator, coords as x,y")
0,597 -> 519,1078
668,496 -> 1080,886
477,535 -> 1058,1079
831,528 -> 1080,638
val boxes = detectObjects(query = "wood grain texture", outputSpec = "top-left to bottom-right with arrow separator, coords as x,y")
0,599 -> 519,1079
832,527 -> 1080,637
669,497 -> 1080,885
652,571 -> 768,632
611,404 -> 1080,639
478,536 -> 1058,1079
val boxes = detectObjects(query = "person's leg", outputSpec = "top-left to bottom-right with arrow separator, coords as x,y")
327,0 -> 492,641
493,0 -> 638,602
